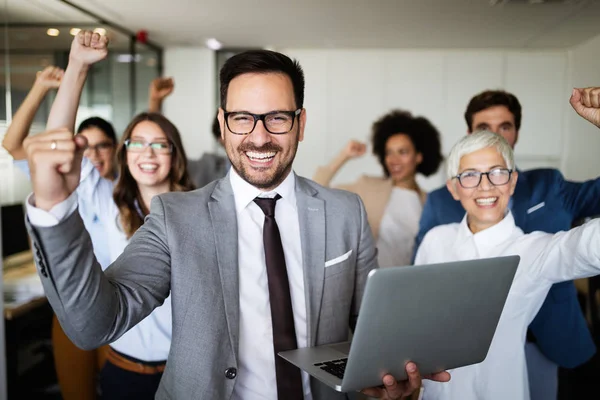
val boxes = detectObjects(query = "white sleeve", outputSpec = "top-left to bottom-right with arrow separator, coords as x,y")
26,192 -> 79,227
529,218 -> 600,282
13,159 -> 31,179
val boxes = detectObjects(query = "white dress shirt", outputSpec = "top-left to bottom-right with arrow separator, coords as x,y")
26,163 -> 172,362
415,211 -> 600,400
229,168 -> 312,400
376,187 -> 422,267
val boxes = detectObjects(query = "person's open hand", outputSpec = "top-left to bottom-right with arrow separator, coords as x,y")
361,362 -> 450,399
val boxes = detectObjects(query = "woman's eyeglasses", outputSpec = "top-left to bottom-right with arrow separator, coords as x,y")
124,139 -> 173,154
454,168 -> 513,188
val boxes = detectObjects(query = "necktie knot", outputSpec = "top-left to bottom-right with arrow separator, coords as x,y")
253,194 -> 282,217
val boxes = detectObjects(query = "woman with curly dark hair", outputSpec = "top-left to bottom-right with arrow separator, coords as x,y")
313,109 -> 443,267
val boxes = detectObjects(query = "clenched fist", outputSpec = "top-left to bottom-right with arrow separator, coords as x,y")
150,77 -> 175,101
69,30 -> 109,67
34,66 -> 64,90
24,129 -> 87,211
341,140 -> 367,160
570,87 -> 600,128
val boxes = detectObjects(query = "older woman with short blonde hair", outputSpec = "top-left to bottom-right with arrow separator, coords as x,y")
415,130 -> 600,400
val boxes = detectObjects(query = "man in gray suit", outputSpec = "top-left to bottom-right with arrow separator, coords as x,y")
23,41 -> 449,399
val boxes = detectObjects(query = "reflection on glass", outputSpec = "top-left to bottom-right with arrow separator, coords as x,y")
0,3 -> 162,208
135,41 -> 160,116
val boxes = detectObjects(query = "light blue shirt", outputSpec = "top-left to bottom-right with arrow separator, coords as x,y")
14,159 -> 113,270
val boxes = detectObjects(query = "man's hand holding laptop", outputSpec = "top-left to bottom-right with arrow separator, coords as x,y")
361,362 -> 451,399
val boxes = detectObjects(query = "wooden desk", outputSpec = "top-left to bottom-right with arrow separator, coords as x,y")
4,260 -> 47,320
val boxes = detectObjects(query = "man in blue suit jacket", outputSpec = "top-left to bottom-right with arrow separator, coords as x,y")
416,89 -> 600,400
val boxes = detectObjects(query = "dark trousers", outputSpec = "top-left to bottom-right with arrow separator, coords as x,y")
99,359 -> 163,400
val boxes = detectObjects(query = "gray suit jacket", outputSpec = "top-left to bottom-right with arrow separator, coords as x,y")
27,175 -> 377,399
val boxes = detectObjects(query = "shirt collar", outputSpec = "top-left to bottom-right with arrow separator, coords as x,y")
456,210 -> 517,253
229,167 -> 297,213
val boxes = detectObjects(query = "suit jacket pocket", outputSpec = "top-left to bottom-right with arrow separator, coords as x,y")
324,250 -> 353,279
325,250 -> 352,268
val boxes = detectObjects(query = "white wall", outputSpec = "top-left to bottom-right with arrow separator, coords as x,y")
162,44 -> 599,191
162,48 -> 217,160
281,48 -> 570,191
564,33 -> 600,181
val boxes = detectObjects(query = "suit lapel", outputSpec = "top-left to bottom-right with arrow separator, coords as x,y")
208,178 -> 240,360
296,177 -> 325,347
510,169 -> 532,229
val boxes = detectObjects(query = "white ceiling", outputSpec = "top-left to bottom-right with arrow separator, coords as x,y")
3,0 -> 600,49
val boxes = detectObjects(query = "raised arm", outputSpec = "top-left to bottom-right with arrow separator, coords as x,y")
47,30 -> 108,132
148,77 -> 174,113
26,191 -> 171,350
559,87 -> 600,219
1,66 -> 63,159
531,217 -> 600,284
23,30 -> 108,212
312,139 -> 366,186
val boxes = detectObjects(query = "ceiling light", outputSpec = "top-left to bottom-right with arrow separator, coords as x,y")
206,38 -> 222,50
70,28 -> 81,36
94,28 -> 107,36
116,54 -> 142,63
46,28 -> 60,37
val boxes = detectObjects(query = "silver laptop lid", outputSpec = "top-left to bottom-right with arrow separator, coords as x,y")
340,255 -> 519,391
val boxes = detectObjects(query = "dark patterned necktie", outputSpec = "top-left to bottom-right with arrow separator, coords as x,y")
253,195 -> 303,400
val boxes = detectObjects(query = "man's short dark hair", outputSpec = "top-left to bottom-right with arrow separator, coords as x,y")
371,109 -> 443,177
77,116 -> 117,144
464,90 -> 522,132
219,50 -> 305,110
211,111 -> 220,141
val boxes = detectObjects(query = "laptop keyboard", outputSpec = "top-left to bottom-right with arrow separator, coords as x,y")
314,358 -> 347,379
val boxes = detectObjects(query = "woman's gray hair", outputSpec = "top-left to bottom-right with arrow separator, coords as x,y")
446,130 -> 514,180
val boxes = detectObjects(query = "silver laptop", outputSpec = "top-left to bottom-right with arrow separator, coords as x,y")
279,255 -> 520,392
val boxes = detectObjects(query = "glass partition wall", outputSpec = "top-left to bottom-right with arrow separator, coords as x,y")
0,4 -> 162,205
0,1 -> 163,398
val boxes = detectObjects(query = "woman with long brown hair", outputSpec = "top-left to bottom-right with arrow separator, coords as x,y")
98,111 -> 194,399
46,30 -> 193,399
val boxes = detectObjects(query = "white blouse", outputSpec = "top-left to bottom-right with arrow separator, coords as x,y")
415,212 -> 600,400
80,159 -> 173,362
376,187 -> 422,267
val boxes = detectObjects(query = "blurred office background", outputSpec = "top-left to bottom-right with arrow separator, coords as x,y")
1,0 -> 600,398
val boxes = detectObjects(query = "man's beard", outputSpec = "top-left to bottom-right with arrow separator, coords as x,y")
228,141 -> 298,190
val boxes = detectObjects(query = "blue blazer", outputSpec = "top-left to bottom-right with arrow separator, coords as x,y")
415,168 -> 600,368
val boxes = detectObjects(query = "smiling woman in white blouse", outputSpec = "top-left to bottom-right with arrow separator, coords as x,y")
313,110 -> 443,267
415,90 -> 600,399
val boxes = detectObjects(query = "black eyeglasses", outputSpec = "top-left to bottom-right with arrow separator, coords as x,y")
454,168 -> 513,189
224,109 -> 301,135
